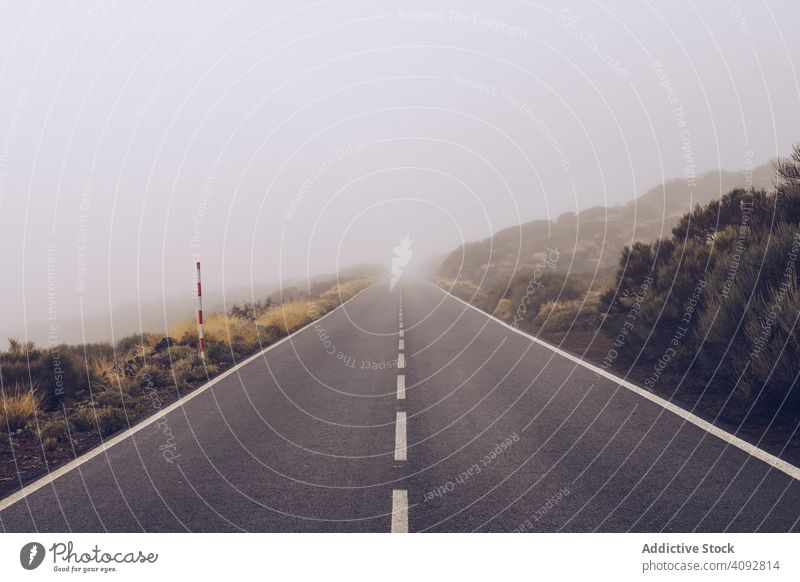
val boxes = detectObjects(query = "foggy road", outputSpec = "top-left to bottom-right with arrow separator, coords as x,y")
1,279 -> 799,533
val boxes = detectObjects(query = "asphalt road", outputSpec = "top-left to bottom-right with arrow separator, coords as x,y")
1,278 -> 799,532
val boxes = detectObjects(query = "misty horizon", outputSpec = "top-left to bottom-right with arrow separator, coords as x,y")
4,157 -> 781,346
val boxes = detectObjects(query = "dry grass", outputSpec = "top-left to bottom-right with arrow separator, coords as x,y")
167,277 -> 374,347
204,313 -> 259,345
257,300 -> 316,335
121,333 -> 162,360
492,298 -> 513,319
91,355 -> 116,377
168,318 -> 197,341
0,383 -> 42,432
90,356 -> 136,394
434,276 -> 487,305
320,277 -> 373,304
169,313 -> 260,351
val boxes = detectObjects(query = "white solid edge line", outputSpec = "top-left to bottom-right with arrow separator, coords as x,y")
391,489 -> 409,533
394,411 -> 407,461
0,287 -> 372,512
430,281 -> 800,482
397,353 -> 405,369
397,375 -> 406,400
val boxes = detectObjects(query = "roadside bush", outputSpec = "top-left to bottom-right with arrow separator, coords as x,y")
93,407 -> 127,436
116,333 -> 163,361
0,340 -> 88,406
602,150 -> 800,421
695,223 -> 800,419
37,416 -> 74,443
70,407 -> 98,432
534,290 -> 606,332
321,277 -> 372,304
256,300 -> 315,335
435,276 -> 488,307
162,344 -> 195,361
90,389 -> 128,408
0,383 -> 42,432
256,323 -> 286,344
127,394 -> 160,418
172,356 -> 217,388
90,356 -> 138,395
485,271 -> 605,333
135,364 -> 172,389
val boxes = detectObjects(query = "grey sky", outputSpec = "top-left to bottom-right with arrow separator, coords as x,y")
1,0 -> 798,343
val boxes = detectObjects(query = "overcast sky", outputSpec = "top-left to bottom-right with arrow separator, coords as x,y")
1,0 -> 799,342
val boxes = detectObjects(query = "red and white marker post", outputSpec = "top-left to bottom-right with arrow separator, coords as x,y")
196,260 -> 205,360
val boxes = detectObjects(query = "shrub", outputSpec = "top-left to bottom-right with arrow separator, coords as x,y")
128,394 -> 160,417
135,364 -> 172,389
697,223 -> 800,419
116,333 -> 162,360
37,416 -> 74,443
320,277 -> 373,304
90,356 -> 138,395
168,319 -> 197,343
483,271 -> 604,333
603,170 -> 800,421
90,390 -> 127,408
256,300 -> 315,335
94,407 -> 128,436
435,276 -> 488,307
492,298 -> 513,319
70,406 -> 98,432
0,384 -> 42,432
0,341 -> 88,406
534,291 -> 605,332
163,344 -> 195,361
75,341 -> 115,363
171,356 -> 217,388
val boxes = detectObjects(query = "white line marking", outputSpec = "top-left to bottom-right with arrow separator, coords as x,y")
399,329 -> 404,338
398,339 -> 404,350
0,287 -> 373,511
430,281 -> 800,482
397,353 -> 405,369
394,411 -> 407,461
397,375 -> 406,400
391,489 -> 408,533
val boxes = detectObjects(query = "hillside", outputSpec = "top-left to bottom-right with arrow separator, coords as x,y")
432,152 -> 800,458
437,163 -> 776,284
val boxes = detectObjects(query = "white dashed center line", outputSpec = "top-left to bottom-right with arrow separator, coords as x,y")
391,299 -> 409,532
394,411 -> 407,461
391,489 -> 408,533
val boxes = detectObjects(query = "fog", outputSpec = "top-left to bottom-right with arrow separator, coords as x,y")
1,0 -> 798,344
